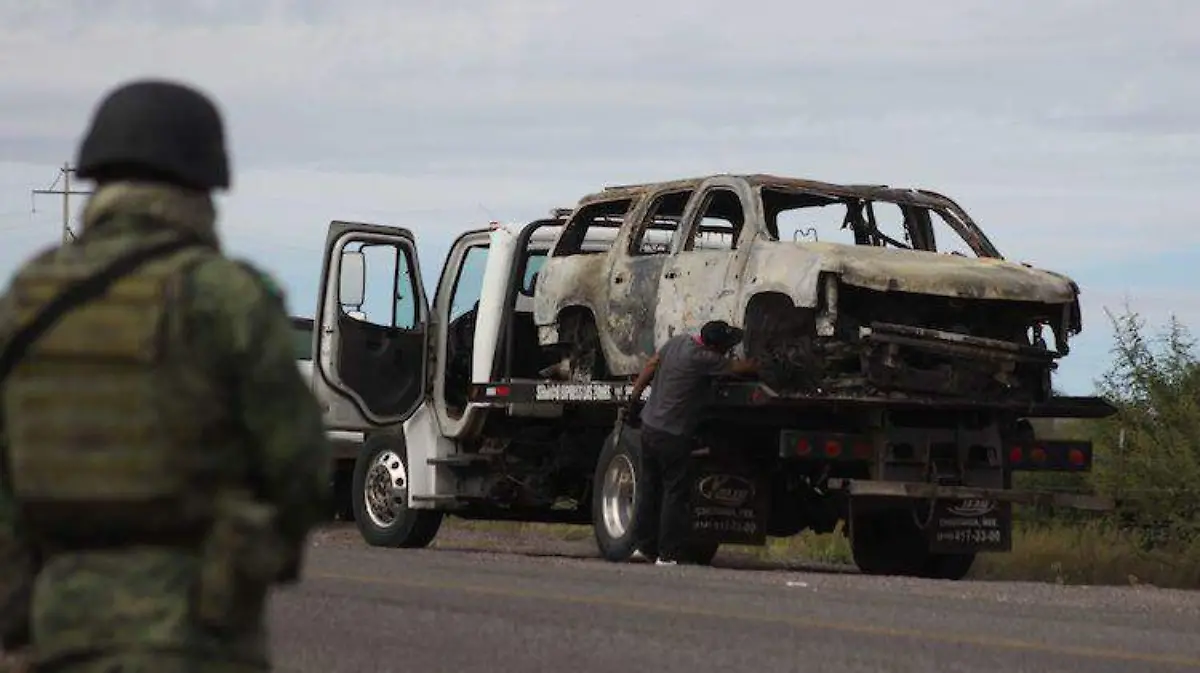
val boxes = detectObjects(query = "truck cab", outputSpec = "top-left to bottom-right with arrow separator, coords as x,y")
310,216 -> 649,547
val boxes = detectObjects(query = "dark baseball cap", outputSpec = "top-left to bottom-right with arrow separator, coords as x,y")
700,320 -> 744,350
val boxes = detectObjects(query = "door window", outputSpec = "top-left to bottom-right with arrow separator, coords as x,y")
328,233 -> 426,423
443,244 -> 490,415
449,245 -> 489,322
342,241 -> 418,329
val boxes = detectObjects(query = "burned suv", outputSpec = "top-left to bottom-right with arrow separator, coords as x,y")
533,174 -> 1081,404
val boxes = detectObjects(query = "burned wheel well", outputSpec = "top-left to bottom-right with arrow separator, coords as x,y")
744,292 -> 800,353
557,305 -> 598,338
553,305 -> 610,380
743,292 -> 823,392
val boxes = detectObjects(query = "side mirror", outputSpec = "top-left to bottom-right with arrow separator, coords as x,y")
339,250 -> 365,307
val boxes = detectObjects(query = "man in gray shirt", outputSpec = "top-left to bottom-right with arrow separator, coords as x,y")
626,320 -> 759,565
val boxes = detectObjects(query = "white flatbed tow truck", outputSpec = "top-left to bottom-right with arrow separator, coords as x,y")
301,214 -> 1116,578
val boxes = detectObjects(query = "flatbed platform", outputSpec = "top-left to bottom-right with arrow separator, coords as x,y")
468,379 -> 1118,419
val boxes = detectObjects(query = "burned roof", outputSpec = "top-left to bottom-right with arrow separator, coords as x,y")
585,173 -> 966,212
568,172 -> 1000,259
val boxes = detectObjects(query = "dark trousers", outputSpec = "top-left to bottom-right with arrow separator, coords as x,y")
632,424 -> 694,561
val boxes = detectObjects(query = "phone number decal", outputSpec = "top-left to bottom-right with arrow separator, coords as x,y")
935,528 -> 1003,545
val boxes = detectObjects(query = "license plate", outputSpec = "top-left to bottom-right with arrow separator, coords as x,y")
926,498 -> 1013,553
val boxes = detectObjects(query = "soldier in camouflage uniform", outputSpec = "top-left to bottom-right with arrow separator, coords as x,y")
0,79 -> 332,672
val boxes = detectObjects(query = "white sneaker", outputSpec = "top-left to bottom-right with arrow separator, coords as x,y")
630,550 -> 654,563
655,558 -> 677,566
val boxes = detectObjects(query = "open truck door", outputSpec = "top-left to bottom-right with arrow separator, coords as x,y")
313,221 -> 430,431
314,220 -> 450,549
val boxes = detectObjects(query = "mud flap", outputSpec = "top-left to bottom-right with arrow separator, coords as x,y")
687,455 -> 770,546
925,498 -> 1013,553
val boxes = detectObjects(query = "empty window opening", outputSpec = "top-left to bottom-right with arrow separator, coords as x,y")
763,189 -> 914,250
928,210 -> 978,257
686,188 -> 744,251
631,190 -> 693,255
552,198 -> 634,256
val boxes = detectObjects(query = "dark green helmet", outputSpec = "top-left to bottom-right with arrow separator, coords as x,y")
75,79 -> 231,190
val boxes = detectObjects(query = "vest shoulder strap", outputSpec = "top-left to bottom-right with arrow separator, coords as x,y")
0,234 -> 206,383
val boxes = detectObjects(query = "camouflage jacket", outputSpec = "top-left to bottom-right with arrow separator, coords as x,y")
0,181 -> 332,669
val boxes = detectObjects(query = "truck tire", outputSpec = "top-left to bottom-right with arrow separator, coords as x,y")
352,434 -> 442,548
593,425 -> 642,561
850,509 -> 928,577
591,424 -> 720,566
850,508 -> 976,580
922,552 -> 976,581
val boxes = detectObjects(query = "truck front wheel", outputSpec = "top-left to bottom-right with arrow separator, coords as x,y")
352,434 -> 443,548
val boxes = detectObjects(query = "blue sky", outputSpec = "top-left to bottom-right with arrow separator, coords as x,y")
1,0 -> 1197,395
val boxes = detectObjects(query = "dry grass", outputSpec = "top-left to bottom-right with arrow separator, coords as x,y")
444,517 -> 1200,589
723,523 -> 856,566
970,522 -> 1200,589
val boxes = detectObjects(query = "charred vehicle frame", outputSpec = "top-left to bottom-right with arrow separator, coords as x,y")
534,174 -> 1082,406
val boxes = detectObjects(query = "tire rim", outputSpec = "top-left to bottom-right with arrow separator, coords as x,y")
601,452 -> 636,538
365,449 -> 407,528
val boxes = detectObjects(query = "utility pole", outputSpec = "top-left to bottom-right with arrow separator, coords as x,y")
31,162 -> 92,244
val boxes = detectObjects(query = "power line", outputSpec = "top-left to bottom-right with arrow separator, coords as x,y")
31,162 -> 92,244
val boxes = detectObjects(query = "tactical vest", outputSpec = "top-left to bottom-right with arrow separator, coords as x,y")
3,237 -> 241,544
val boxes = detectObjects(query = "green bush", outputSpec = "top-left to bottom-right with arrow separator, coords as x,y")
1088,307 -> 1200,547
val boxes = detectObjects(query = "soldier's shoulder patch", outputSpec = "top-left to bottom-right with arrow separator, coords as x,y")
233,259 -> 286,304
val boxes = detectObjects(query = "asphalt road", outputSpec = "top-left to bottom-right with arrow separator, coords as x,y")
266,524 -> 1200,673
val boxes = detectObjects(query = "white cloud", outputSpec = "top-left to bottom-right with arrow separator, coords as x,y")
1,0 -> 1198,394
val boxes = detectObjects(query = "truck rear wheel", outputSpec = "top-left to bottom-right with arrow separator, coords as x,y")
592,425 -> 720,566
922,552 -> 976,581
352,434 -> 443,548
593,427 -> 641,561
850,508 -> 976,580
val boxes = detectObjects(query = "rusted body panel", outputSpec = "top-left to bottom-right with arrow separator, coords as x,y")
533,173 -> 1083,402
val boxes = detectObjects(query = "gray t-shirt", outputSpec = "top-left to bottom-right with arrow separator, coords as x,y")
638,333 -> 733,437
